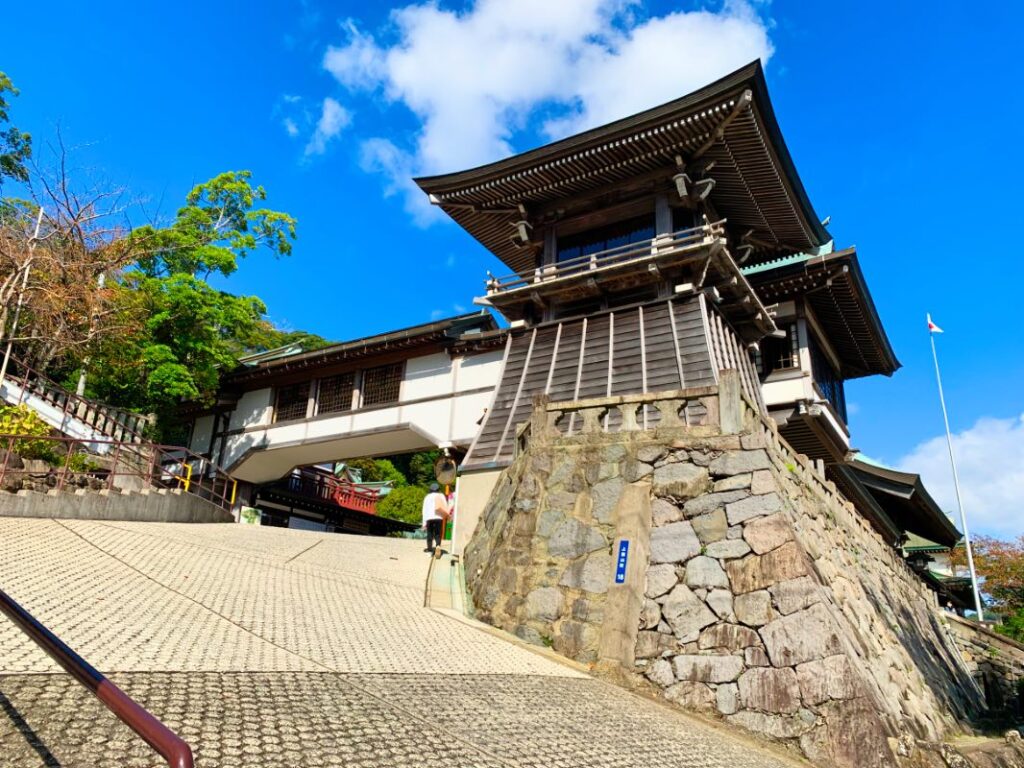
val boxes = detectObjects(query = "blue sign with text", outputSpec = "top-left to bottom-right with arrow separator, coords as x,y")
614,540 -> 630,584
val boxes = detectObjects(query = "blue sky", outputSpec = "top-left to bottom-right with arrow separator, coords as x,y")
3,1 -> 1022,535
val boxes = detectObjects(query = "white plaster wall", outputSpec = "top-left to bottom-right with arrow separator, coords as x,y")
403,352 -> 454,400
190,415 -> 215,455
761,373 -> 810,408
451,390 -> 492,443
456,350 -> 504,391
229,388 -> 273,430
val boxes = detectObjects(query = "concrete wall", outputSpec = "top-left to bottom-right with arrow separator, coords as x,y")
464,382 -> 995,768
0,488 -> 233,523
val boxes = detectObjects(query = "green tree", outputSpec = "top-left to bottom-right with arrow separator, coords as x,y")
346,457 -> 407,487
408,450 -> 441,487
376,485 -> 426,526
0,72 -> 31,189
82,171 -> 297,431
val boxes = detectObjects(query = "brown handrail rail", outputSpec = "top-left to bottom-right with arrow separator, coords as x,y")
0,587 -> 194,767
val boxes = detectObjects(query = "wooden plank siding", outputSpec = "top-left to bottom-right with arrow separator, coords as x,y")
463,295 -> 732,470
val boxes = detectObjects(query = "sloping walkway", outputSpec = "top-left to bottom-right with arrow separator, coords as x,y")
0,519 -> 803,767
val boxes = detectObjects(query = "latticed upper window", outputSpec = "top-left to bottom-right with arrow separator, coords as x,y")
317,372 -> 355,414
274,381 -> 310,422
361,363 -> 403,407
752,323 -> 800,378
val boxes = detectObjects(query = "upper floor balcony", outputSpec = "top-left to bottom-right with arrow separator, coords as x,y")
477,218 -> 774,341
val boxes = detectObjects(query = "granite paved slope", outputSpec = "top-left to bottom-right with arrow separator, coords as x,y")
0,519 -> 802,767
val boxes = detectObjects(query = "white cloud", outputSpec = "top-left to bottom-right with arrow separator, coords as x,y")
283,117 -> 300,138
894,413 -> 1024,539
304,97 -> 352,156
321,0 -> 772,220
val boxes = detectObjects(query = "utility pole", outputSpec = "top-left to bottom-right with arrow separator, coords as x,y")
0,207 -> 45,392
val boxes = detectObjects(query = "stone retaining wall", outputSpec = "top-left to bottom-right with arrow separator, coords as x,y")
0,486 -> 233,523
945,613 -> 1024,719
464,375 -> 996,767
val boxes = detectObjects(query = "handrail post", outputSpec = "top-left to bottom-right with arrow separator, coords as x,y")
108,441 -> 122,491
57,441 -> 73,491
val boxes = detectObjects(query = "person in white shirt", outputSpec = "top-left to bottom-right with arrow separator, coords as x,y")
421,482 -> 450,556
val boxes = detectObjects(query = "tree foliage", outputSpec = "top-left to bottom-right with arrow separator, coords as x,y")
952,535 -> 1024,640
347,457 -> 407,487
0,72 -> 31,189
376,485 -> 426,526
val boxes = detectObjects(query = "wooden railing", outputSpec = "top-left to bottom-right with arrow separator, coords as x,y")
0,587 -> 194,767
0,434 -> 237,513
486,220 -> 726,294
0,357 -> 151,444
277,468 -> 381,515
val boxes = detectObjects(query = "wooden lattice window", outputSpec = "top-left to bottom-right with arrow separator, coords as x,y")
753,323 -> 799,378
274,381 -> 310,422
317,372 -> 355,414
361,363 -> 403,407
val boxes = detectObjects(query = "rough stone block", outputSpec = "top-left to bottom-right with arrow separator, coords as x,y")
745,646 -> 770,667
559,552 -> 612,594
770,576 -> 821,616
664,681 -> 716,711
622,460 -> 653,483
727,711 -> 814,739
636,630 -> 675,658
641,598 -> 661,629
645,563 -> 678,599
738,667 -> 802,714
673,654 -> 744,683
645,658 -> 675,688
734,590 -> 773,627
743,513 -> 794,555
555,620 -> 599,661
798,698 -> 895,768
651,497 -> 682,526
714,473 -> 752,492
548,518 -> 607,559
652,462 -> 708,499
649,521 -> 700,564
705,589 -> 735,621
514,625 -> 544,645
717,682 -> 740,715
698,623 -> 760,650
637,444 -> 667,464
591,477 -> 624,524
704,539 -> 751,559
683,490 -> 748,518
726,525 -> 744,539
709,450 -> 771,477
691,509 -> 727,544
795,655 -> 861,704
660,583 -> 718,642
684,556 -> 729,589
760,603 -> 844,667
726,541 -> 808,594
525,587 -> 564,621
726,492 -> 782,525
750,469 -> 776,495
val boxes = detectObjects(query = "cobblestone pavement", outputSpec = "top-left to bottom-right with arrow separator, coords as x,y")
0,519 -> 802,767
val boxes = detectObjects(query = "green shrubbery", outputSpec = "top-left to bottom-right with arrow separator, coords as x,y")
376,485 -> 427,526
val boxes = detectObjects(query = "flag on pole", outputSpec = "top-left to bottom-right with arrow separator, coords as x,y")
927,313 -> 943,334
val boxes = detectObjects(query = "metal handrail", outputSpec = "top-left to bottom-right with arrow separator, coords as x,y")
0,433 -> 238,513
486,219 -> 727,293
0,587 -> 194,767
0,356 -> 151,444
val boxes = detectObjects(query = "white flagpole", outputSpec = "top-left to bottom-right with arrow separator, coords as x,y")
928,320 -> 983,619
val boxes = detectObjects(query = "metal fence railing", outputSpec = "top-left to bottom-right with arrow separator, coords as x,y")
0,587 -> 194,767
0,433 -> 237,513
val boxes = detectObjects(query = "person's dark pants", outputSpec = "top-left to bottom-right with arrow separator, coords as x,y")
426,519 -> 443,551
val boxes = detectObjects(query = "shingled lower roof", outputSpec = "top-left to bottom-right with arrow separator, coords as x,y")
745,248 -> 900,379
415,61 -> 829,275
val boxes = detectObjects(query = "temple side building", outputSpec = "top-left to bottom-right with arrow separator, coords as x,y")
181,62 -> 960,582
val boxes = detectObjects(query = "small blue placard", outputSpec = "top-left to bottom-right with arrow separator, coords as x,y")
614,540 -> 630,584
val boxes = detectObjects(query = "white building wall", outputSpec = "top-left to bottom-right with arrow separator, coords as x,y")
402,352 -> 453,400
190,415 -> 215,455
230,388 -> 273,430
